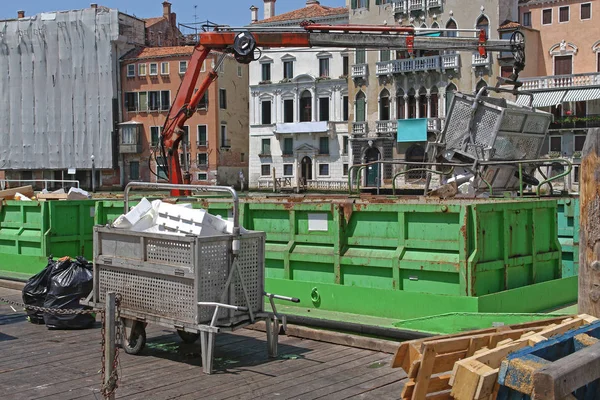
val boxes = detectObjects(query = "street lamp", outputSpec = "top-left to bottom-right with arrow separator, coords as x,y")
91,155 -> 96,193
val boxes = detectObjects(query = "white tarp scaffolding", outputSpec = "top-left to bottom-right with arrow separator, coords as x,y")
0,8 -> 120,170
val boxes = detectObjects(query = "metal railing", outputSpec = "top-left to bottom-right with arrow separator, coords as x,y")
549,114 -> 600,130
346,158 -> 574,196
351,64 -> 368,78
0,179 -> 80,191
520,72 -> 600,90
306,180 -> 348,191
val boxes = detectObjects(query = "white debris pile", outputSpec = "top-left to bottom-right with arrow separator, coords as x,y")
112,198 -> 244,236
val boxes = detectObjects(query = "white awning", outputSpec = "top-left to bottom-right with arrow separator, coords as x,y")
516,90 -> 566,108
274,121 -> 329,134
562,88 -> 600,102
118,120 -> 143,125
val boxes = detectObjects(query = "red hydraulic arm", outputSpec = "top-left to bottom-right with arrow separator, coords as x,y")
159,24 -> 524,196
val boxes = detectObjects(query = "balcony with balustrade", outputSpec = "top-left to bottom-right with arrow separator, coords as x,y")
472,53 -> 492,68
394,0 -> 442,14
352,122 -> 368,135
393,0 -> 407,14
376,54 -> 460,76
519,72 -> 600,90
376,118 -> 443,136
376,120 -> 398,135
351,64 -> 368,79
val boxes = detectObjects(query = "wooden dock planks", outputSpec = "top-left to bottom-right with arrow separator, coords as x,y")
0,287 -> 405,400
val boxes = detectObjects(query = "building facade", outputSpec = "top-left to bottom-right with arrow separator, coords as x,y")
0,5 -> 145,190
248,0 -> 350,191
120,47 -> 249,188
348,0 -> 519,188
515,0 -> 600,189
144,1 -> 183,47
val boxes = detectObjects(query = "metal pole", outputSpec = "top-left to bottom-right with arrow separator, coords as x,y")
104,292 -> 116,400
91,155 -> 96,193
376,153 -> 381,195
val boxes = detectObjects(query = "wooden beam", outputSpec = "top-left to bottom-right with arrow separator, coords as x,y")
579,128 -> 600,318
0,185 -> 34,200
533,341 -> 600,400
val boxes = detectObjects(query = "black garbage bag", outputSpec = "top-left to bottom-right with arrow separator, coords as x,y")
43,256 -> 95,330
22,256 -> 56,324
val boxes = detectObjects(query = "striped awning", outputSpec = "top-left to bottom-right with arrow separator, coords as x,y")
562,88 -> 600,102
516,90 -> 567,107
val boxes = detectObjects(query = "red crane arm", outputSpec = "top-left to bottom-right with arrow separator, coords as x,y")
159,24 -> 523,196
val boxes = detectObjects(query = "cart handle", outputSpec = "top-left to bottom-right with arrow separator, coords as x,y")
123,182 -> 239,232
264,292 -> 300,303
197,301 -> 249,312
198,301 -> 249,327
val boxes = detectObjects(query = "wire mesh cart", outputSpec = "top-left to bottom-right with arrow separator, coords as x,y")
87,182 -> 297,374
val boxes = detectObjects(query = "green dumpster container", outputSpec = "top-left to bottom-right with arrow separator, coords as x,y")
0,200 -> 96,280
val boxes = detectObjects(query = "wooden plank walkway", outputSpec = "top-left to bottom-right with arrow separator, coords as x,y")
0,287 -> 406,399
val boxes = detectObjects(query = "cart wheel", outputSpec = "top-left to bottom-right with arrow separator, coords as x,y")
177,330 -> 200,344
122,321 -> 146,355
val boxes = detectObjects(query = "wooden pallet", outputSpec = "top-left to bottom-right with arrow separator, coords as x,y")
449,314 -> 599,400
391,316 -> 572,400
498,321 -> 600,399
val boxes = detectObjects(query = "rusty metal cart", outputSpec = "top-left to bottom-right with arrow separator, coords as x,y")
87,182 -> 297,374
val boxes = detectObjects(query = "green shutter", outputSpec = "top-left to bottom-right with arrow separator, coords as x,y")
356,97 -> 366,122
351,0 -> 357,9
356,49 -> 366,64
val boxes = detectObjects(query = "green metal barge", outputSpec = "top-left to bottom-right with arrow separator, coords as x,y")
0,194 -> 579,337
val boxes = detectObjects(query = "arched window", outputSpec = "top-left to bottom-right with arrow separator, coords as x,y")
407,89 -> 416,119
420,23 -> 427,29
355,91 -> 366,122
431,22 -> 439,30
430,86 -> 439,118
476,16 -> 489,38
446,19 -> 458,37
418,87 -> 428,118
300,90 -> 312,122
476,79 -> 488,96
445,83 -> 457,115
397,89 -> 405,120
379,89 -> 390,121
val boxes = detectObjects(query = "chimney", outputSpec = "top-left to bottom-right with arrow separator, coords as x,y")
162,1 -> 172,19
17,10 -> 25,18
263,0 -> 275,20
250,5 -> 259,23
90,4 -> 98,9
306,0 -> 320,6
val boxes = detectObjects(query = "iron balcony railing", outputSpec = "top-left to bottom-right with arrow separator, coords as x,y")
376,54 -> 459,75
520,72 -> 600,90
549,114 -> 600,130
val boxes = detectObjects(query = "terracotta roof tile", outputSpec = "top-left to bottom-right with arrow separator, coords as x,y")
122,46 -> 195,61
253,3 -> 347,25
499,20 -> 522,29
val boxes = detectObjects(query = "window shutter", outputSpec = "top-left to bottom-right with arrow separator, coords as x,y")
356,97 -> 366,122
351,0 -> 357,9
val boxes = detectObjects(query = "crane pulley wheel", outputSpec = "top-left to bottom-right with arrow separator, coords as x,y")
233,32 -> 257,64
